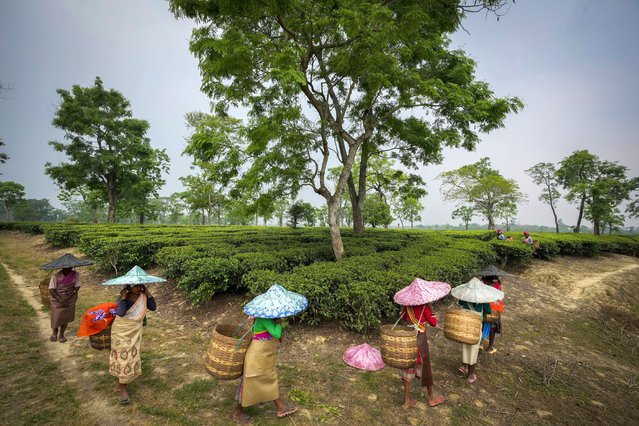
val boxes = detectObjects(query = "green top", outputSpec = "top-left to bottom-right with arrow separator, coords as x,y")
458,300 -> 492,316
253,317 -> 282,339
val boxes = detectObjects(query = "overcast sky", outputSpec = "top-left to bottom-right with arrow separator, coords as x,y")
1,0 -> 638,227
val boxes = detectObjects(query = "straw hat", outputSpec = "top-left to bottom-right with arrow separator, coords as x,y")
40,253 -> 93,270
101,266 -> 167,286
343,343 -> 386,371
393,278 -> 451,306
243,284 -> 308,319
451,277 -> 504,303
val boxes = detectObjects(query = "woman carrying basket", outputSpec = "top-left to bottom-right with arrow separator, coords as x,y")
102,266 -> 165,405
394,278 -> 449,409
451,278 -> 503,384
473,265 -> 513,354
40,254 -> 93,343
233,284 -> 306,424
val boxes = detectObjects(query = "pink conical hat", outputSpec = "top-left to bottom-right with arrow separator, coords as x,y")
394,278 -> 451,306
343,343 -> 385,371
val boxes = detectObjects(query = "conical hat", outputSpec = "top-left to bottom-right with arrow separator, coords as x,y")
473,264 -> 513,277
101,266 -> 167,285
451,277 -> 504,303
40,253 -> 93,270
394,278 -> 451,306
243,284 -> 308,319
343,343 -> 385,371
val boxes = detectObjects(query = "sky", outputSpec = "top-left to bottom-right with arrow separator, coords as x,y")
1,0 -> 638,228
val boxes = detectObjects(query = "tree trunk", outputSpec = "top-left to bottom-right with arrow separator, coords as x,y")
201,208 -> 205,225
327,199 -> 344,259
465,222 -> 469,231
107,178 -> 117,224
575,194 -> 586,233
278,215 -> 283,227
487,211 -> 495,230
593,220 -> 601,236
505,217 -> 510,232
139,212 -> 145,224
348,177 -> 365,234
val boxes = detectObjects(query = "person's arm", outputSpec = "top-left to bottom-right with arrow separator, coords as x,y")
424,305 -> 437,327
115,299 -> 129,317
48,274 -> 60,301
146,296 -> 157,311
256,318 -> 282,339
483,303 -> 492,315
74,272 -> 81,288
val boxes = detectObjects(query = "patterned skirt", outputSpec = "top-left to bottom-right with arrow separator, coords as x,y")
109,316 -> 143,384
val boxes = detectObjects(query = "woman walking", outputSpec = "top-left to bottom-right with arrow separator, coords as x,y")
451,277 -> 503,384
393,278 -> 449,409
473,265 -> 513,354
102,266 -> 165,405
233,284 -> 306,424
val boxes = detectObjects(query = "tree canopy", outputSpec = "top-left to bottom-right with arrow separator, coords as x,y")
526,162 -> 561,233
169,0 -> 521,258
45,77 -> 169,223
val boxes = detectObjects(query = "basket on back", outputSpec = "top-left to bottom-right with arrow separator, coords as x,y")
380,324 -> 418,369
39,278 -> 51,309
485,311 -> 500,324
206,324 -> 252,380
444,308 -> 483,345
89,325 -> 112,350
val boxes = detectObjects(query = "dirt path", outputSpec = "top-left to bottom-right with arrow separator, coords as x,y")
0,261 -> 130,424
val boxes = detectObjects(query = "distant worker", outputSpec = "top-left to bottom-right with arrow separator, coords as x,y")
522,231 -> 534,245
496,229 -> 512,241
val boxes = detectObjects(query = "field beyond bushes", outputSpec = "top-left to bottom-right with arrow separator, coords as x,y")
1,222 -> 638,333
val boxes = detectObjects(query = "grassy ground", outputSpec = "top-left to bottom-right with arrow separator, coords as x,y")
0,231 -> 638,425
0,265 -> 85,425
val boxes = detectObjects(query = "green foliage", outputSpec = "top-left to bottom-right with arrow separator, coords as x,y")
0,181 -> 26,221
364,195 -> 393,228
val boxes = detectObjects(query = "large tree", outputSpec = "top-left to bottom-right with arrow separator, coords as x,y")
0,181 -> 25,221
45,77 -> 169,223
439,157 -> 526,229
169,0 -> 521,259
526,162 -> 561,233
584,160 -> 633,235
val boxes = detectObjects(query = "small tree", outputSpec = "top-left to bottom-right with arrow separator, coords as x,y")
364,195 -> 393,228
287,201 -> 306,229
556,150 -> 597,233
0,181 -> 25,221
439,158 -> 526,229
526,162 -> 561,233
397,197 -> 422,229
451,206 -> 474,230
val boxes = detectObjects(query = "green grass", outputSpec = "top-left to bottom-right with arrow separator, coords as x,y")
0,265 -> 86,425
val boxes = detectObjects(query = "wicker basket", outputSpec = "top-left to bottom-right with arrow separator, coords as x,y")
39,278 -> 51,309
533,241 -> 540,249
444,308 -> 482,345
89,325 -> 112,350
485,311 -> 500,324
380,324 -> 418,369
205,324 -> 252,380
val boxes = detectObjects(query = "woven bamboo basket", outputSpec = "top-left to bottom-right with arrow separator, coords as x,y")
485,311 -> 500,324
205,324 -> 252,380
89,325 -> 112,350
533,241 -> 541,249
380,324 -> 418,369
444,308 -> 482,345
39,278 -> 51,309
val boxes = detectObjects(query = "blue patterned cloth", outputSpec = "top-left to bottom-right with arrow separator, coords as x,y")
243,284 -> 307,319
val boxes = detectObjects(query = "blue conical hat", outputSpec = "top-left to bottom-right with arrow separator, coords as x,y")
243,284 -> 307,319
101,266 -> 167,286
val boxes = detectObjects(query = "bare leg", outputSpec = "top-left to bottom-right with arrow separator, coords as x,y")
467,364 -> 477,383
487,328 -> 497,351
50,328 -> 58,341
274,398 -> 298,417
58,324 -> 68,342
402,380 -> 417,408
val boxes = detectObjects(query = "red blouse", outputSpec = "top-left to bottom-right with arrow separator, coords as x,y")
401,304 -> 437,328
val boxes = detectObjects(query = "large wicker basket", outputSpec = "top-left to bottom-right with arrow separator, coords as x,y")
205,324 -> 252,380
380,324 -> 418,369
444,308 -> 482,345
89,325 -> 112,350
39,278 -> 51,309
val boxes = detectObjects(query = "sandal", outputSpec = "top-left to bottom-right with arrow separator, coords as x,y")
428,395 -> 445,407
232,412 -> 254,424
487,347 -> 497,354
118,393 -> 131,404
458,365 -> 467,375
277,404 -> 298,418
467,374 -> 477,384
59,336 -> 67,343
